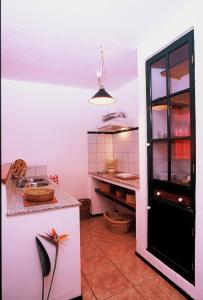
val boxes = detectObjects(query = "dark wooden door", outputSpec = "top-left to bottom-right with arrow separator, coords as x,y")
146,30 -> 195,283
148,199 -> 194,281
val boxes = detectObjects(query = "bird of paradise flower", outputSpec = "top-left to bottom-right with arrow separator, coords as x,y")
36,228 -> 69,300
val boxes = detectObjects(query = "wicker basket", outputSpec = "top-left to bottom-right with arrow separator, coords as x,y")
103,211 -> 134,234
78,198 -> 91,219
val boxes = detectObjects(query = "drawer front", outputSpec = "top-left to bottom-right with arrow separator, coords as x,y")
153,189 -> 192,208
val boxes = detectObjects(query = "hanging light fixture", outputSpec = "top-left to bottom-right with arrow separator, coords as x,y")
89,46 -> 116,105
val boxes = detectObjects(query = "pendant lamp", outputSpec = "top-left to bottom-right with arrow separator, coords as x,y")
89,46 -> 116,105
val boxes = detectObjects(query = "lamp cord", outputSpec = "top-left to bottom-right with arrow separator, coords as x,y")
97,45 -> 105,88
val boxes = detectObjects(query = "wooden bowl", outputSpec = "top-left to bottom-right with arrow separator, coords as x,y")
23,187 -> 54,202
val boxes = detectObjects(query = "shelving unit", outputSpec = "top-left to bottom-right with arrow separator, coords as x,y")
95,188 -> 135,211
88,173 -> 138,215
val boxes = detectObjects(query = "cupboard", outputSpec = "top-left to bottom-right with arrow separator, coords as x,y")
146,30 -> 195,282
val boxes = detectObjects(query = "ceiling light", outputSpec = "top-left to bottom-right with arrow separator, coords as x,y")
89,46 -> 116,105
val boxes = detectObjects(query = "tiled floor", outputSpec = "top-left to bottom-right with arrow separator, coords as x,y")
80,216 -> 186,300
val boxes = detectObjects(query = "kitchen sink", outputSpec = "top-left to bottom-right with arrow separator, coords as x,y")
16,177 -> 50,188
23,182 -> 49,188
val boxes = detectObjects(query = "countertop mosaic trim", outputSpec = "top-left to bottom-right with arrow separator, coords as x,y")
6,178 -> 80,217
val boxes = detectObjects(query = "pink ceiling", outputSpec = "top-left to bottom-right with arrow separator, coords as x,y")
2,0 -> 191,90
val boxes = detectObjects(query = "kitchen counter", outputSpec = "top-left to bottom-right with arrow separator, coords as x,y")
6,177 -> 80,217
2,164 -> 81,300
89,171 -> 140,190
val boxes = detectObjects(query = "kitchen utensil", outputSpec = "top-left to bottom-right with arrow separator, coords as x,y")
11,159 -> 27,179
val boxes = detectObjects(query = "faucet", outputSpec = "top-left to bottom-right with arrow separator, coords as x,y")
16,176 -> 25,187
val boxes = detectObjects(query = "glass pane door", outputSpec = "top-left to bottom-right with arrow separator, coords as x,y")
170,92 -> 190,137
169,43 -> 189,94
171,140 -> 191,185
152,99 -> 167,139
153,142 -> 168,180
151,57 -> 167,100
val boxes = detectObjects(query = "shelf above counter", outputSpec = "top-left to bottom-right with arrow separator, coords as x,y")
89,172 -> 139,190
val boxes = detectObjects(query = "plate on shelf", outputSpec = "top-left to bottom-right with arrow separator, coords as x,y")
114,173 -> 138,180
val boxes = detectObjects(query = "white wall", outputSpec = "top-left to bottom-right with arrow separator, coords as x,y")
2,78 -> 139,199
111,79 -> 139,128
2,79 -> 107,198
136,1 -> 203,299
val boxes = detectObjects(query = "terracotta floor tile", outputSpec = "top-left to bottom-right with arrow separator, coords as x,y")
91,230 -> 136,248
135,276 -> 186,300
101,240 -> 137,264
80,216 -> 185,300
107,287 -> 144,300
81,273 -> 96,300
116,256 -> 157,285
80,238 -> 98,256
85,262 -> 132,300
81,249 -> 112,274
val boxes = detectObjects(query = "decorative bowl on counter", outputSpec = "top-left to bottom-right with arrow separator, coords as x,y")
23,187 -> 55,202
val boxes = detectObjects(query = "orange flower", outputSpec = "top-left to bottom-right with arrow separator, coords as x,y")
39,228 -> 69,245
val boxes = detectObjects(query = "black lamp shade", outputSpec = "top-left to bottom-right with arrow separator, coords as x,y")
89,88 -> 116,105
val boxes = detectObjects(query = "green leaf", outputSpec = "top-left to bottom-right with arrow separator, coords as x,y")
36,237 -> 51,277
38,234 -> 56,246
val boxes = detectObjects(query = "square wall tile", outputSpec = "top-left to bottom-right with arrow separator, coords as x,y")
97,153 -> 105,162
88,163 -> 97,172
97,143 -> 105,153
88,153 -> 97,163
88,134 -> 97,143
105,135 -> 113,143
36,165 -> 47,176
105,143 -> 113,153
26,166 -> 36,177
89,143 -> 97,153
97,134 -> 105,143
105,152 -> 114,161
96,162 -> 105,172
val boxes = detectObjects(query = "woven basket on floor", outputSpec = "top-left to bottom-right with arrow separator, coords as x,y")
103,211 -> 134,234
78,198 -> 91,219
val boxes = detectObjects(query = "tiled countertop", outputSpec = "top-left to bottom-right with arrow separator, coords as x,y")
6,178 -> 80,217
89,172 -> 140,190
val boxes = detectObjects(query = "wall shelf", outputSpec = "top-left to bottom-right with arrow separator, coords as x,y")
95,188 -> 135,212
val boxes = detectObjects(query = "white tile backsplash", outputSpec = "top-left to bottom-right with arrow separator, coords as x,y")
105,135 -> 112,143
97,143 -> 105,153
105,143 -> 113,153
88,153 -> 97,163
97,134 -> 105,143
88,130 -> 139,174
89,143 -> 97,153
36,165 -> 47,176
96,152 -> 105,162
88,134 -> 97,143
88,162 -> 97,172
96,162 -> 105,171
26,166 -> 36,177
26,165 -> 47,177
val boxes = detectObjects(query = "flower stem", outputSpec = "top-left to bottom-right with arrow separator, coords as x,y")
47,244 -> 58,300
42,276 -> 44,300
